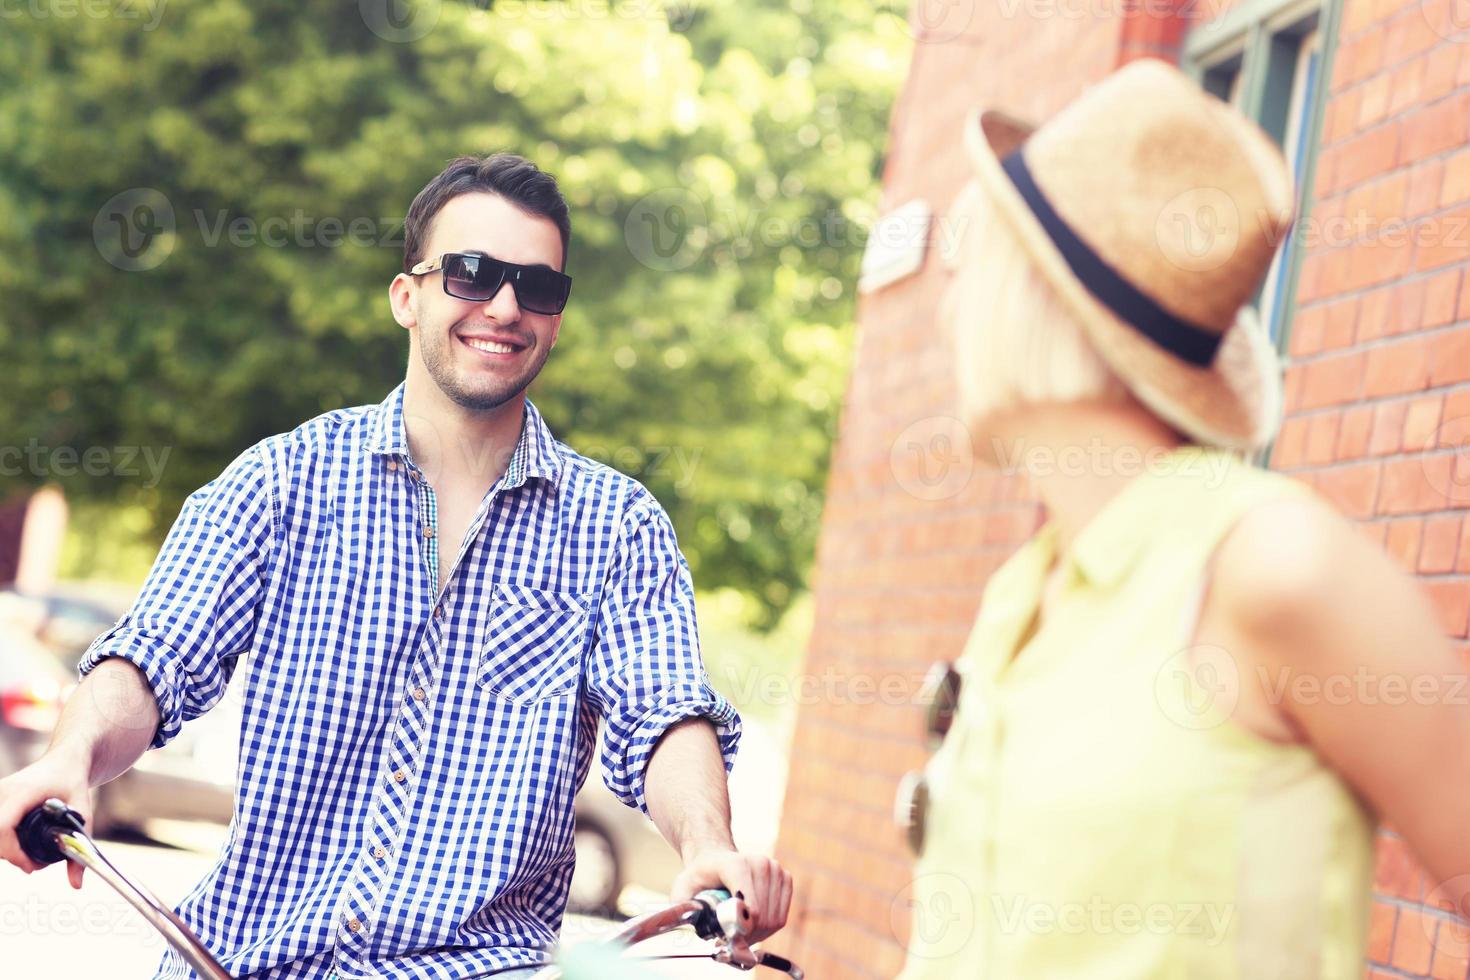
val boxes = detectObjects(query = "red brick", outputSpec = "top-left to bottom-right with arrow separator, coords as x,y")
1380,456 -> 1451,513
1421,0 -> 1470,48
1431,931 -> 1470,980
1344,180 -> 1380,233
1425,269 -> 1463,328
1339,6 -> 1373,46
1401,92 -> 1470,164
1442,389 -> 1470,445
1336,124 -> 1401,192
1394,907 -> 1439,974
1358,72 -> 1393,128
1290,304 -> 1328,357
1306,411 -> 1342,464
1431,326 -> 1470,386
1456,519 -> 1470,572
1376,171 -> 1411,222
1406,394 -> 1446,450
1386,516 -> 1426,569
1371,399 -> 1410,455
1326,87 -> 1363,144
1368,900 -> 1397,963
1363,337 -> 1432,396
1338,405 -> 1376,459
1285,361 -> 1307,413
1316,460 -> 1382,518
1408,158 -> 1446,217
1421,514 -> 1464,572
1445,148 -> 1470,208
1349,234 -> 1417,290
1450,454 -> 1470,508
1416,204 -> 1470,272
1342,30 -> 1386,87
1315,248 -> 1354,299
1312,153 -> 1338,212
1425,579 -> 1470,637
1358,285 -> 1394,342
1273,415 -> 1310,469
1423,43 -> 1462,103
1384,9 -> 1447,68
1387,59 -> 1425,115
1323,297 -> 1360,349
1390,278 -> 1428,334
1301,352 -> 1366,409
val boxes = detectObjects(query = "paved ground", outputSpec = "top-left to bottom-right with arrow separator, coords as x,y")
2,821 -> 747,978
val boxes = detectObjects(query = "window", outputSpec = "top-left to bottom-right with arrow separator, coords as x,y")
1183,0 -> 1342,463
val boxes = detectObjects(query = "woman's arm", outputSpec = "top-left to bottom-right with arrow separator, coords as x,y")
1215,493 -> 1470,903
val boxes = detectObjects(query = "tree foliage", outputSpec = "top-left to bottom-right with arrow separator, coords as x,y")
0,0 -> 908,625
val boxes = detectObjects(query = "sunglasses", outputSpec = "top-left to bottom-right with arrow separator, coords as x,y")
894,660 -> 963,856
409,252 -> 572,316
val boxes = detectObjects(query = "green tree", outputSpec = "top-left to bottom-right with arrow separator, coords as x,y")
0,0 -> 908,625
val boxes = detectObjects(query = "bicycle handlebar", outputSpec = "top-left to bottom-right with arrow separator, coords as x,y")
16,798 -> 235,980
16,801 -> 802,978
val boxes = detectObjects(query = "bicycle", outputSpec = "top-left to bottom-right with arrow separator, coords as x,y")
17,798 -> 803,979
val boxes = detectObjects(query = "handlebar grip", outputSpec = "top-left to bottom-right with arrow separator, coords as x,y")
17,798 -> 86,867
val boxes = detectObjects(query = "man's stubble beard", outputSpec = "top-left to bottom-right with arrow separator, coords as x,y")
417,321 -> 552,412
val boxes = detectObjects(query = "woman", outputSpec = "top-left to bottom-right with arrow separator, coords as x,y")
897,59 -> 1470,978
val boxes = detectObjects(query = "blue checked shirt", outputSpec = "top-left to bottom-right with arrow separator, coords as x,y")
78,383 -> 741,980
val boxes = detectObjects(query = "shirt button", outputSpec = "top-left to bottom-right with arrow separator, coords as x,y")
387,459 -> 399,473
345,917 -> 362,933
423,525 -> 435,539
433,605 -> 443,619
373,846 -> 387,859
412,687 -> 426,701
393,769 -> 407,783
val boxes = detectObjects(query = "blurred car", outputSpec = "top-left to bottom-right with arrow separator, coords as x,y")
0,584 -> 237,835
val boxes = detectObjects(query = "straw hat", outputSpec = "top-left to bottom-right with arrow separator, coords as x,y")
964,58 -> 1296,450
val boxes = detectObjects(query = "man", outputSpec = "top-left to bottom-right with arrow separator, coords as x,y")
0,153 -> 792,979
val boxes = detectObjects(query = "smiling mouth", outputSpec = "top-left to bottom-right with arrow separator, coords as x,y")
458,335 -> 527,358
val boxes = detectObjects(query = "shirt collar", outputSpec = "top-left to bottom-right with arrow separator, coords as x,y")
1035,444 -> 1236,589
364,383 -> 563,490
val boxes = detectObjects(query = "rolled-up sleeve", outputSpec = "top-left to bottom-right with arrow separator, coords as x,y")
77,445 -> 275,750
587,493 -> 741,814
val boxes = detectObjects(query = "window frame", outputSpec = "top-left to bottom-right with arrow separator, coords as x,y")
1182,0 -> 1344,467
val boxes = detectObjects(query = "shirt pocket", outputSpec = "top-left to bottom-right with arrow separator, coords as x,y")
477,582 -> 589,701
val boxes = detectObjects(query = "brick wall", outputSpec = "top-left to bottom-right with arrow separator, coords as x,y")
1275,2 -> 1470,977
772,1 -> 1470,978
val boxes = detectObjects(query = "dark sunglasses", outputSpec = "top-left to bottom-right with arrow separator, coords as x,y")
894,660 -> 963,856
410,252 -> 572,316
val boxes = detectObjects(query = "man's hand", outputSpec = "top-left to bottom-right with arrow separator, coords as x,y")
670,848 -> 792,943
0,744 -> 95,890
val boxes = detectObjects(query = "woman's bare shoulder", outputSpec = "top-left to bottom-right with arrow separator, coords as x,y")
1209,489 -> 1422,664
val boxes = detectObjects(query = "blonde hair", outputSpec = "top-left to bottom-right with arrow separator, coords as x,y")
941,180 -> 1135,426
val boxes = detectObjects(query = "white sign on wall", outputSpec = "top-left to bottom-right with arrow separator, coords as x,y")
858,198 -> 932,295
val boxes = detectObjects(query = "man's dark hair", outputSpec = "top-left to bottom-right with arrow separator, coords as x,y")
402,153 -> 571,273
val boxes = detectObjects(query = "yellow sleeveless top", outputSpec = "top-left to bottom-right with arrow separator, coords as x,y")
897,445 -> 1375,980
